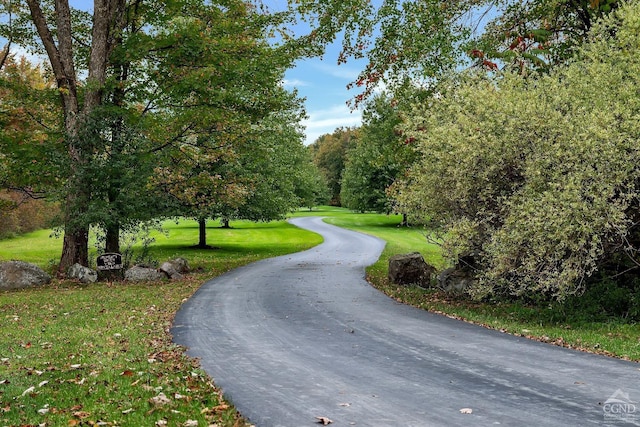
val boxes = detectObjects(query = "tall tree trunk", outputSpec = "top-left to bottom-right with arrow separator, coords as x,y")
59,226 -> 89,272
105,223 -> 120,253
27,0 -> 126,274
198,218 -> 208,248
401,213 -> 408,227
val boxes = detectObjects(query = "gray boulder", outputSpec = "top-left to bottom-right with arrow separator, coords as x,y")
124,265 -> 166,282
388,252 -> 435,287
167,257 -> 189,274
437,267 -> 476,293
159,261 -> 184,280
437,252 -> 480,293
67,263 -> 98,284
0,261 -> 51,290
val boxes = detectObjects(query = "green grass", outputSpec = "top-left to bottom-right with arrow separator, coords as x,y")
0,218 -> 321,427
0,229 -> 63,268
1,208 -> 639,426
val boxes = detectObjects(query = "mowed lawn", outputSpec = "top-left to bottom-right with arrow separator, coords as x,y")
0,217 -> 322,427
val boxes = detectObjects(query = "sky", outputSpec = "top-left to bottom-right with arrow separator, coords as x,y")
284,50 -> 365,145
3,0 -> 365,146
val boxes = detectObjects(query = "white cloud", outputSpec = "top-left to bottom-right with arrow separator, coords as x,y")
301,104 -> 362,145
312,62 -> 361,81
282,78 -> 310,88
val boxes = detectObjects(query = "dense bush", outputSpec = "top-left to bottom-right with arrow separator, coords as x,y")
394,2 -> 640,301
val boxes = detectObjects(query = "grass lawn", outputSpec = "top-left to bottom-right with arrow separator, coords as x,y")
1,208 -> 639,426
0,218 -> 321,427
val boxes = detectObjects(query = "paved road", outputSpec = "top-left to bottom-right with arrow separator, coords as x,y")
172,217 -> 640,427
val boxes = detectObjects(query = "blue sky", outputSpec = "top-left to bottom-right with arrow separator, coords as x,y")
284,50 -> 364,145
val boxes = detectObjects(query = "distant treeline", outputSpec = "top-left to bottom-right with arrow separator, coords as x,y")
0,190 -> 60,238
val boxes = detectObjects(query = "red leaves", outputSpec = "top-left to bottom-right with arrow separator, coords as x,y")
482,60 -> 498,71
470,49 -> 484,59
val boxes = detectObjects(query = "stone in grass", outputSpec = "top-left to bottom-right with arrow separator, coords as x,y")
388,252 -> 435,288
67,263 -> 98,284
167,257 -> 190,274
0,260 -> 51,290
159,262 -> 183,280
124,265 -> 166,282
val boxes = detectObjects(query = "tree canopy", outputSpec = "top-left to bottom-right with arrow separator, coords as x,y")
393,1 -> 640,300
0,0 -> 320,271
340,93 -> 414,214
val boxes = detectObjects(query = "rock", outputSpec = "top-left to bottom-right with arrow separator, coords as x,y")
388,252 -> 435,287
67,263 -> 98,284
124,265 -> 166,282
437,252 -> 480,293
437,267 -> 476,293
0,261 -> 51,290
167,257 -> 189,274
159,262 -> 184,280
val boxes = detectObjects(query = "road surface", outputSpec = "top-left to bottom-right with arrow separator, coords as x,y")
172,216 -> 640,426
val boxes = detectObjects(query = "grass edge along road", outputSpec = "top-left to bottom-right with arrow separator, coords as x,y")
1,208 -> 639,426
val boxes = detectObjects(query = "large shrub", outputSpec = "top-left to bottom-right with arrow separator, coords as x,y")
395,2 -> 640,300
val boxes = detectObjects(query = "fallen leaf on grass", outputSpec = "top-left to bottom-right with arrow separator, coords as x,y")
21,386 -> 35,397
316,416 -> 333,425
459,408 -> 473,414
120,370 -> 134,377
149,392 -> 172,406
73,410 -> 91,418
183,420 -> 198,427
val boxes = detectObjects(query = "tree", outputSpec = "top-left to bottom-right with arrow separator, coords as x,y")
288,1 -> 622,105
0,0 -> 314,270
394,2 -> 640,301
0,55 -> 61,191
341,93 -> 415,214
309,127 -> 358,206
144,5 -> 304,248
294,156 -> 330,211
472,0 -> 621,74
0,0 -> 130,272
216,107 -> 311,222
0,54 -> 63,235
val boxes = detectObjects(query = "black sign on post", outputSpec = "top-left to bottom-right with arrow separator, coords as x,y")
97,253 -> 123,271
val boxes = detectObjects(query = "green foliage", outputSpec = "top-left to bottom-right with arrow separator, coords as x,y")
0,55 -> 63,192
309,127 -> 358,206
341,93 -> 416,213
0,191 -> 60,239
395,1 -> 640,301
473,0 -> 621,74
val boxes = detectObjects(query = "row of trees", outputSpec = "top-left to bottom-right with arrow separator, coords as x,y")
310,1 -> 640,302
3,0 -> 636,302
0,0 -> 329,273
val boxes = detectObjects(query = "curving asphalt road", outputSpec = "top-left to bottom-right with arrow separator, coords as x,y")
172,217 -> 640,427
